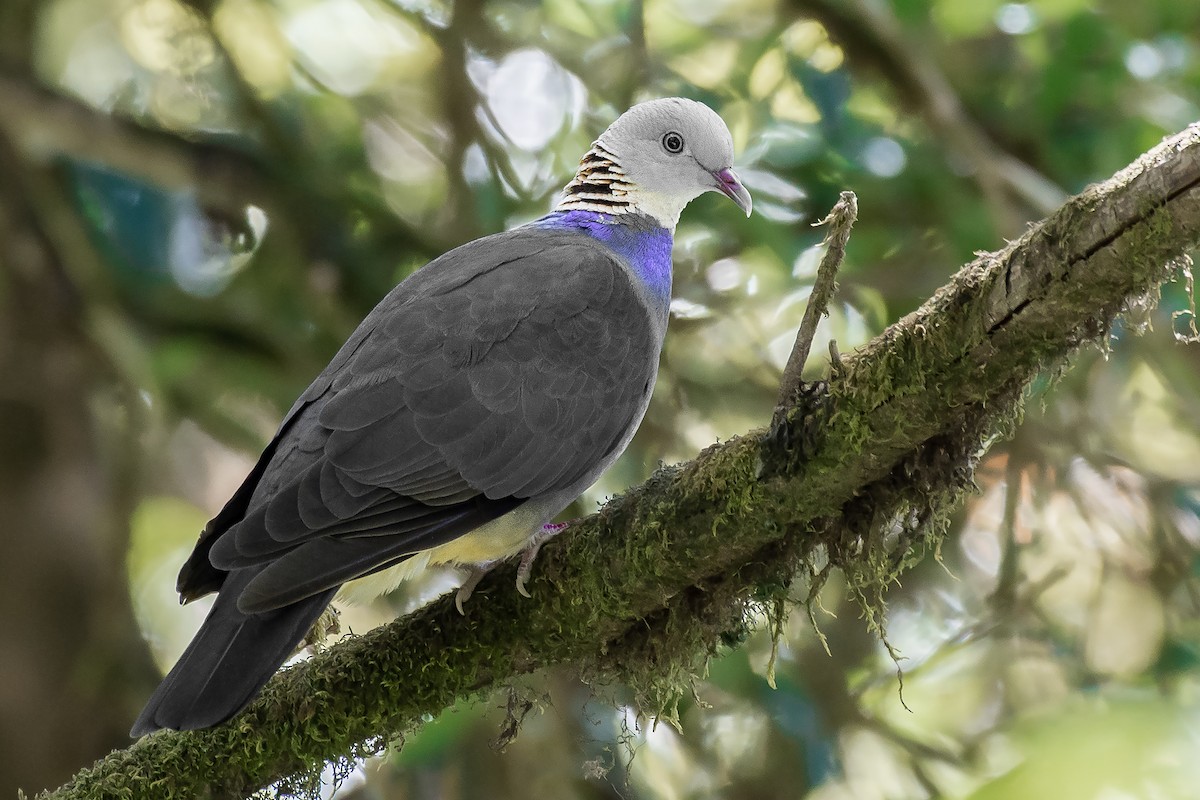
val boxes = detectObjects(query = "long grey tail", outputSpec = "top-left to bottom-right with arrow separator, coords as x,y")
130,568 -> 336,736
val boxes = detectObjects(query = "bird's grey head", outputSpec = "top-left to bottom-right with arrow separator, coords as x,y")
557,97 -> 752,230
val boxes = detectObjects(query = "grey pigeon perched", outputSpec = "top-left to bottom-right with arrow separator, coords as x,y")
131,97 -> 752,736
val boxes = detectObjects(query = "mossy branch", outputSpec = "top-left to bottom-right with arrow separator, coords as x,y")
42,124 -> 1200,799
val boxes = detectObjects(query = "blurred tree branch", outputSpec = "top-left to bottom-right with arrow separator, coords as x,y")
794,0 -> 1068,232
41,124 -> 1200,799
0,65 -> 440,290
0,67 -> 273,219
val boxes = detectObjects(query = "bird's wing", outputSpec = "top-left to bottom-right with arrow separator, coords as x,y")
188,228 -> 661,613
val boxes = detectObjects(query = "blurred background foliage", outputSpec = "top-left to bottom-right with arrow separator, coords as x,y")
2,0 -> 1200,796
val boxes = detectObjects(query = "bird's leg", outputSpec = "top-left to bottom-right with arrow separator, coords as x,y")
454,522 -> 571,614
515,521 -> 569,598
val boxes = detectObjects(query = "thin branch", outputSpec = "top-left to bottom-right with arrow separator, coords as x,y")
773,190 -> 857,426
40,124 -> 1200,799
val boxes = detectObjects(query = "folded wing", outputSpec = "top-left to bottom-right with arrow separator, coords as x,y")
186,229 -> 660,614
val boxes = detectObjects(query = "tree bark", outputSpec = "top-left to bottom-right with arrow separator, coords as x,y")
38,124 -> 1200,799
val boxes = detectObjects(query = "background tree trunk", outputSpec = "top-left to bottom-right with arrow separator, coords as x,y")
0,136 -> 158,795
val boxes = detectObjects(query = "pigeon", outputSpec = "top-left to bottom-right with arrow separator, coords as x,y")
131,97 -> 752,736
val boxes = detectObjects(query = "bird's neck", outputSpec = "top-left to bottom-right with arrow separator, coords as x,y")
556,142 -> 687,231
557,142 -> 633,216
532,209 -> 674,310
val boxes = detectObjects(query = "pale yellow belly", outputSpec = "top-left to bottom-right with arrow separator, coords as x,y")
334,505 -> 542,605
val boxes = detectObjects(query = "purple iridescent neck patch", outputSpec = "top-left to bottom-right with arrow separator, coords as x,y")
531,210 -> 673,305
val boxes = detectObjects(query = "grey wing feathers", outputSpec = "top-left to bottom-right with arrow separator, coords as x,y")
187,227 -> 659,615
235,496 -> 522,612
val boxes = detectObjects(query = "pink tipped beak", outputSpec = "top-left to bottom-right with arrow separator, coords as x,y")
712,168 -> 753,217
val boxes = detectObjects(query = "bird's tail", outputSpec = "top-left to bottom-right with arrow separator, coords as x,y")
130,567 -> 335,736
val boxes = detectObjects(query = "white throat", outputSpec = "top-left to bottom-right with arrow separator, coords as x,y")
555,143 -> 689,231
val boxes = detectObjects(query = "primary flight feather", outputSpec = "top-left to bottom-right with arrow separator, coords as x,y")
132,97 -> 752,736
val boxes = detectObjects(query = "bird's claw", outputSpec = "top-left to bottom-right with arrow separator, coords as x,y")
515,522 -> 568,599
455,564 -> 492,615
454,522 -> 571,614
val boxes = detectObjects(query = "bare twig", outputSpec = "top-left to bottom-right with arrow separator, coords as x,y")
828,338 -> 845,376
773,190 -> 858,427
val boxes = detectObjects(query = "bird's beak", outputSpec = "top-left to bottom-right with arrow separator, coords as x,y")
712,168 -> 753,217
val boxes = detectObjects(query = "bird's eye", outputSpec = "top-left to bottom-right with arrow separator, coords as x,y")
661,131 -> 685,154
